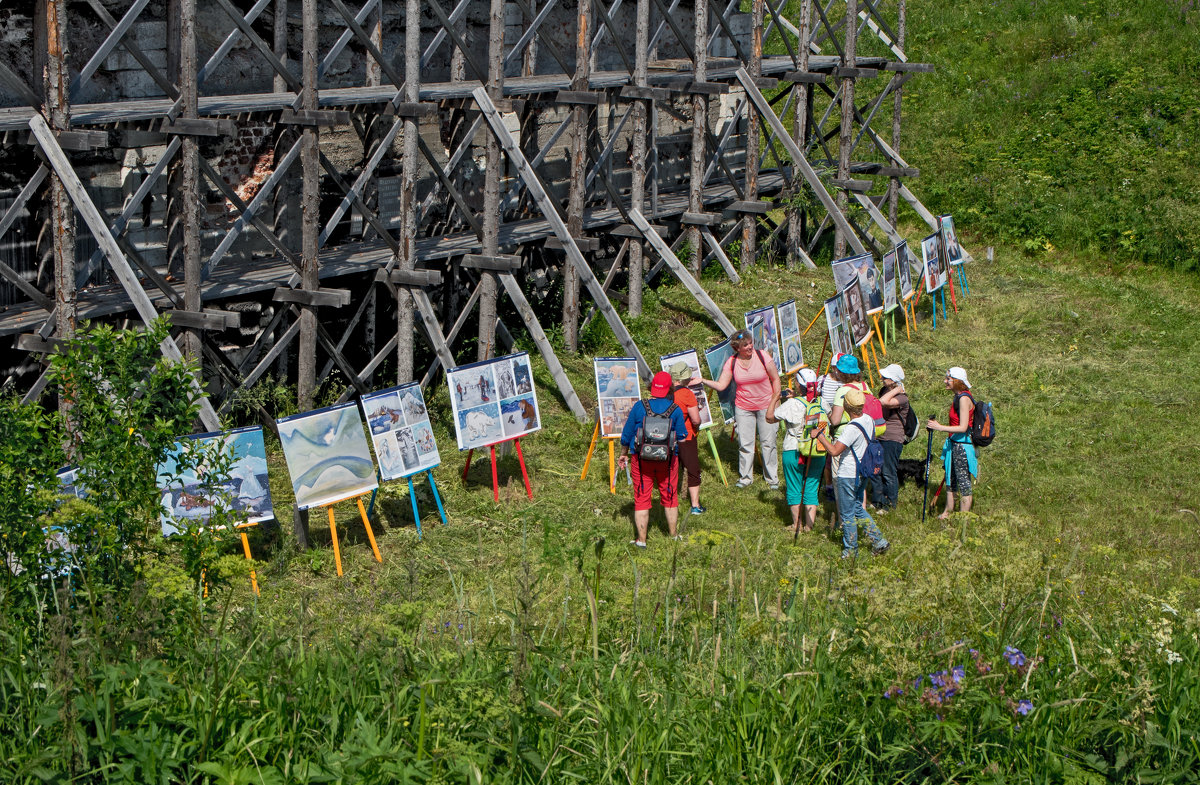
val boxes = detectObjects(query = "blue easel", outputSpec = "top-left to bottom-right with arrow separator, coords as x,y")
365,467 -> 447,540
930,287 -> 948,330
955,264 -> 970,297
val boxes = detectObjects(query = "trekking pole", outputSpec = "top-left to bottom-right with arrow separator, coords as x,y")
921,417 -> 936,525
794,449 -> 812,544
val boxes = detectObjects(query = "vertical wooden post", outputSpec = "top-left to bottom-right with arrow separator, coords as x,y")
179,0 -> 202,369
523,0 -> 539,77
478,0 -> 504,360
687,0 -> 707,276
272,0 -> 296,388
273,0 -> 289,94
787,0 -> 816,270
297,0 -> 319,408
366,0 -> 383,87
741,0 -> 763,270
38,0 -> 75,364
888,0 -> 906,227
562,0 -> 591,353
627,0 -> 649,317
396,0 -> 420,382
834,0 -> 857,259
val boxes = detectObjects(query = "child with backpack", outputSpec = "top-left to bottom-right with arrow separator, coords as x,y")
813,388 -> 890,558
872,363 -> 913,511
767,368 -> 829,534
617,371 -> 690,547
926,366 -> 979,519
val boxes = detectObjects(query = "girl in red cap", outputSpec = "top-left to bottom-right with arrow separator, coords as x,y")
617,371 -> 690,546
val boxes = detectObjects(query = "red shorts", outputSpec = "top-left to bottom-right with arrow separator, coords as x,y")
631,455 -> 679,511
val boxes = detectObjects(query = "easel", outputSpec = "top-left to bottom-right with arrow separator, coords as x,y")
463,437 -> 533,502
899,296 -> 917,340
870,313 -> 888,356
945,263 -> 960,314
364,467 -> 447,540
320,493 -> 383,578
930,287 -> 948,329
858,338 -> 880,386
237,525 -> 259,596
955,263 -> 971,297
581,420 -> 624,493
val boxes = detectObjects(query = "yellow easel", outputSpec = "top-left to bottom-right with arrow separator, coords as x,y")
323,493 -> 383,577
581,420 -> 623,493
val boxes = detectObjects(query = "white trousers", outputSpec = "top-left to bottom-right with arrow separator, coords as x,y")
734,406 -> 779,485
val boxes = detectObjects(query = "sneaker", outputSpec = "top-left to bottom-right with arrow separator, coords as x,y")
629,540 -> 647,548
690,506 -> 706,516
670,534 -> 684,541
871,541 -> 891,556
841,550 -> 856,560
735,478 -> 753,489
767,483 -> 779,491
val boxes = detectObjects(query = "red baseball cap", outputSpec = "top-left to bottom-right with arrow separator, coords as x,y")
649,371 -> 673,398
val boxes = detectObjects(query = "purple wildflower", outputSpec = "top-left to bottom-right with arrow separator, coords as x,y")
1016,699 -> 1033,716
952,666 -> 965,683
1004,646 -> 1026,667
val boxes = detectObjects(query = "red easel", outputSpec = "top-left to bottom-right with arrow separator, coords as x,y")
462,437 -> 534,501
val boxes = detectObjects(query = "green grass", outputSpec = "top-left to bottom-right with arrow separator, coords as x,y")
7,244 -> 1200,782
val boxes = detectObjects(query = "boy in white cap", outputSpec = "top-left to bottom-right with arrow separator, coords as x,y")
767,368 -> 829,533
872,363 -> 910,510
926,366 -> 978,518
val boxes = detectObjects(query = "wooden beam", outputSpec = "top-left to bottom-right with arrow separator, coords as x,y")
783,71 -> 827,84
278,108 -> 353,126
544,236 -> 600,253
498,272 -> 587,422
835,66 -> 878,78
378,268 -> 443,287
726,200 -> 775,214
686,81 -> 728,95
618,85 -> 673,101
391,102 -> 439,117
161,117 -> 236,137
553,90 -> 602,106
831,178 -> 873,192
681,212 -> 722,226
610,223 -> 666,238
461,253 -> 523,271
272,287 -> 352,308
164,309 -> 241,331
16,334 -> 66,354
25,129 -> 108,150
884,61 -> 934,73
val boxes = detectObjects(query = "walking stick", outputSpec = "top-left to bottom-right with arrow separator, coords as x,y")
794,447 -> 812,543
921,418 -> 936,525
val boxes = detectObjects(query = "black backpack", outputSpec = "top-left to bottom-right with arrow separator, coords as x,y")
901,405 -> 919,445
637,402 -> 678,462
971,401 -> 996,447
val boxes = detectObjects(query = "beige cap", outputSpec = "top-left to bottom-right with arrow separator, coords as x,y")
843,388 -> 866,408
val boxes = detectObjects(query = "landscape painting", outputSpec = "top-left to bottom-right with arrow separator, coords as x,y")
277,404 -> 378,511
158,426 -> 275,534
361,382 -> 440,481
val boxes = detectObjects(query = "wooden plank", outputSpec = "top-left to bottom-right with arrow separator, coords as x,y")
851,190 -> 905,247
831,178 -> 873,192
17,334 -> 66,353
392,102 -> 439,117
783,71 -> 827,84
380,268 -> 443,287
544,236 -> 600,252
0,259 -> 52,311
884,61 -> 933,73
25,129 -> 108,150
498,272 -> 587,421
749,76 -> 780,89
410,289 -> 459,374
28,113 -> 221,432
474,86 -> 650,377
686,81 -> 728,95
699,225 -> 742,285
619,85 -> 673,101
278,108 -> 353,126
835,67 -> 878,78
609,223 -> 666,238
726,200 -> 774,214
554,90 -> 601,105
164,309 -> 240,331
735,68 -> 867,255
461,253 -> 523,271
272,287 -> 351,307
681,212 -> 722,226
629,209 -> 736,333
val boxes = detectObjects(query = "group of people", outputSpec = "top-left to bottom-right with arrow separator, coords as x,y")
616,328 -> 980,557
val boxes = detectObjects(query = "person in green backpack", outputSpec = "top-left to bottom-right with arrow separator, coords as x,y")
767,368 -> 829,534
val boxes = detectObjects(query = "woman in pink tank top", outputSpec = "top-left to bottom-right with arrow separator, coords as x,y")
702,328 -> 781,488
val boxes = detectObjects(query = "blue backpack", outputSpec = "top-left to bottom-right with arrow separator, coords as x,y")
848,422 -> 884,481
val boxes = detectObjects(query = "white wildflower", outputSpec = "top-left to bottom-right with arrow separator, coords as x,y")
1165,649 -> 1183,665
1162,602 -> 1179,616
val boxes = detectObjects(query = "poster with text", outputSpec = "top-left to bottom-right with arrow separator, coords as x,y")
660,349 -> 714,430
158,426 -> 275,534
744,305 -> 781,369
881,248 -> 899,313
897,242 -> 915,300
594,357 -> 641,438
824,294 -> 852,357
447,352 -> 541,450
939,214 -> 965,266
921,231 -> 947,293
845,280 -> 873,347
278,404 -> 378,511
361,382 -> 440,480
777,299 -> 804,372
703,339 -> 737,425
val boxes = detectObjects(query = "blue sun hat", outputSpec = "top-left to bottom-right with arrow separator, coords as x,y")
835,354 -> 860,374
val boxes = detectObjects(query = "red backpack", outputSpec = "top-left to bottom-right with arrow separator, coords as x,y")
846,382 -> 886,438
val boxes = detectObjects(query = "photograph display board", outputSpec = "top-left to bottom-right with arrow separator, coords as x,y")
278,404 -> 378,511
844,280 -> 873,347
824,294 -> 852,357
594,357 -> 641,438
777,299 -> 804,372
361,382 -> 440,480
939,214 -> 965,266
862,260 -> 885,314
743,305 -> 781,369
660,349 -> 714,430
158,426 -> 275,534
896,242 -> 915,300
831,253 -> 866,293
703,339 -> 737,424
921,232 -> 947,293
447,352 -> 541,450
881,249 -> 899,313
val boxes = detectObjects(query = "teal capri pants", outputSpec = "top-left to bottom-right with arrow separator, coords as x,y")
782,450 -> 827,507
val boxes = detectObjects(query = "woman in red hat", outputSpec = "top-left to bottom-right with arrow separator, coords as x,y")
617,371 -> 690,547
